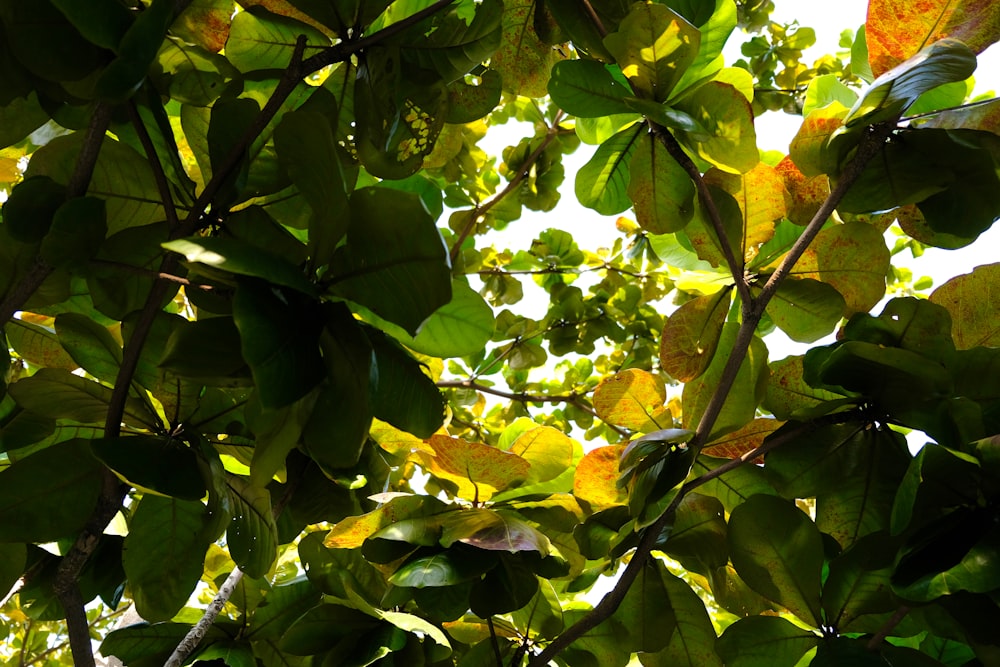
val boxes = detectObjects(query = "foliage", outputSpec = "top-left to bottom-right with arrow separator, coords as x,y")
0,0 -> 999,665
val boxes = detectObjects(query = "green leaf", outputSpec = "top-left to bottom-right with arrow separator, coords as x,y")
302,308 -> 372,471
246,391 -> 315,488
490,0 -> 559,98
122,495 -> 210,621
163,236 -> 316,296
88,222 -> 177,321
469,555 -> 539,616
245,578 -> 322,640
627,131 -> 696,234
159,316 -> 252,384
659,288 -> 730,382
1,175 -> 67,243
765,278 -> 846,343
803,73 -> 859,117
612,557 -> 678,653
0,542 -> 26,602
446,68 -> 503,123
370,280 -> 495,359
54,312 -> 122,384
603,3 -> 701,103
39,196 -> 108,269
278,604 -> 381,656
90,435 -> 207,501
327,187 -> 452,335
8,368 -> 161,428
1,0 -> 105,82
682,323 -> 768,440
0,439 -> 102,542
822,534 -> 898,632
716,616 -> 818,667
227,475 -> 278,579
94,0 -> 172,101
389,548 -> 491,588
50,0 -> 132,50
693,454 -> 778,514
930,263 -> 1000,348
637,568 -> 723,667
845,39 -> 977,127
273,109 -> 349,267
659,492 -> 729,573
25,134 -> 166,235
225,7 -> 329,72
575,124 -> 642,215
101,622 -> 229,666
232,279 -> 325,409
548,59 -> 634,118
367,327 -> 444,438
675,82 -> 759,174
510,579 -> 564,639
398,0 -> 502,84
728,494 -> 824,625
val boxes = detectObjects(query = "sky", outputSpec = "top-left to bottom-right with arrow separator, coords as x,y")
477,0 -> 1000,361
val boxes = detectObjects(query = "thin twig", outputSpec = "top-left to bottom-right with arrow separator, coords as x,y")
126,101 -> 179,228
437,379 -> 627,436
450,111 -> 566,264
578,0 -> 608,37
88,258 -> 216,290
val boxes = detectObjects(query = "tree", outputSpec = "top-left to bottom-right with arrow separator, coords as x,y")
1,0 -> 1000,664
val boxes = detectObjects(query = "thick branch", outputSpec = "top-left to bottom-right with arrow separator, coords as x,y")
528,124 -> 892,667
867,605 -> 910,650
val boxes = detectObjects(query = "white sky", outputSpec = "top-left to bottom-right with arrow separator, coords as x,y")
477,1 -> 1000,349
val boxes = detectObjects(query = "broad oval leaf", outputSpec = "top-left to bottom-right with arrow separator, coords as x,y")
573,444 -> 628,510
866,0 -> 1000,76
627,131 -> 696,234
593,368 -> 670,432
716,616 -> 819,667
675,82 -> 759,174
226,475 -> 278,579
422,435 -> 530,501
122,495 -> 211,622
225,7 -> 329,72
90,435 -> 207,501
728,494 -> 825,625
930,263 -> 1000,348
548,59 -> 633,118
439,508 -> 550,554
327,187 -> 452,335
603,3 -> 701,103
765,277 -> 846,343
163,236 -> 316,296
575,124 -> 642,215
659,288 -> 731,382
793,221 -> 889,314
0,439 -> 102,543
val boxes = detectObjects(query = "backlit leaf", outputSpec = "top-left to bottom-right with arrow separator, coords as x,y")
765,277 -> 846,343
659,288 -> 731,382
548,59 -> 634,118
576,124 -> 642,215
603,3 -> 701,103
439,508 -> 550,553
627,131 -> 696,234
422,435 -> 530,501
227,475 -> 278,578
763,355 -> 842,420
716,616 -> 818,667
491,0 -> 560,97
866,0 -> 1000,76
90,435 -> 206,501
573,444 -> 628,510
225,7 -> 329,72
637,570 -> 724,667
793,221 -> 889,314
728,494 -> 824,625
593,368 -> 670,431
930,263 -> 1000,348
675,82 -> 759,174
507,425 -> 575,484
123,495 -> 210,622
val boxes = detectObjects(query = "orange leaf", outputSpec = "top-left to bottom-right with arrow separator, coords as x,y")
704,163 -> 789,262
789,102 -> 850,177
573,444 -> 627,510
794,222 -> 889,314
421,435 -> 530,501
593,368 -> 670,431
660,289 -> 731,382
174,0 -> 234,53
703,418 -> 783,463
775,155 -> 830,226
324,495 -> 438,549
866,0 -> 1000,76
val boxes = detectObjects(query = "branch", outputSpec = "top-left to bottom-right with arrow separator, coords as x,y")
180,37 -> 309,235
866,605 -> 910,650
528,124 -> 892,667
450,112 -> 567,264
647,121 -> 753,306
163,567 -> 244,667
299,0 -> 458,73
437,379 -> 627,436
126,100 -> 180,229
0,104 -> 112,324
88,258 -> 217,290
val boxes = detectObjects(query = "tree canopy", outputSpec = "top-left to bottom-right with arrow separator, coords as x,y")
2,0 -> 1000,665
